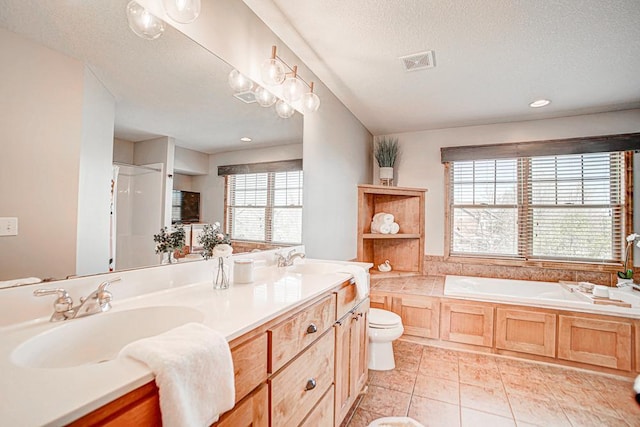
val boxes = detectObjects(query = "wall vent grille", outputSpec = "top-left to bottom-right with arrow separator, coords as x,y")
399,51 -> 435,72
233,90 -> 256,103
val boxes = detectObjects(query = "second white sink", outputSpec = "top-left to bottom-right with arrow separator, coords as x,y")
286,262 -> 343,275
11,306 -> 204,369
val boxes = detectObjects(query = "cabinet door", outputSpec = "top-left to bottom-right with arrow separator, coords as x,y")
440,302 -> 494,347
558,315 -> 632,370
370,292 -> 389,310
392,296 -> 439,338
353,299 -> 369,396
334,312 -> 355,426
215,383 -> 268,427
496,308 -> 556,357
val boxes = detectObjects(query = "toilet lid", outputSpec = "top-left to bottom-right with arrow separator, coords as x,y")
369,308 -> 401,328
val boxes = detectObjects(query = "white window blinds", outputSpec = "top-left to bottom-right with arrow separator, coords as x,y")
450,152 -> 626,263
226,170 -> 303,244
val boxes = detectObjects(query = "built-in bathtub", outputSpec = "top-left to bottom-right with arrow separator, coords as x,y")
444,275 -> 640,319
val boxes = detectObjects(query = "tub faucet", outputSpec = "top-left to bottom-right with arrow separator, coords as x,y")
276,249 -> 305,267
34,277 -> 121,322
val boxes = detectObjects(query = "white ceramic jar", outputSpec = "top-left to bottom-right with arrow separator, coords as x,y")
233,259 -> 254,284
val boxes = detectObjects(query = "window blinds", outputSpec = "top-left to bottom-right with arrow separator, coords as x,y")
449,152 -> 625,263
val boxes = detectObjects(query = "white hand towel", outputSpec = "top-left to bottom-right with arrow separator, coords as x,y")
119,323 -> 235,427
371,221 -> 392,234
389,222 -> 400,234
372,212 -> 394,225
338,264 -> 369,301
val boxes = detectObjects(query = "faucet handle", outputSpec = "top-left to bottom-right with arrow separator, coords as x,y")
98,277 -> 121,292
96,277 -> 120,311
33,288 -> 73,321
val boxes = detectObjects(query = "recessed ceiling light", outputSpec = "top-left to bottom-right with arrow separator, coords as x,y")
529,99 -> 551,108
240,137 -> 252,142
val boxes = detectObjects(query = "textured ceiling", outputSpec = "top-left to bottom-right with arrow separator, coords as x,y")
0,0 -> 302,154
243,0 -> 640,135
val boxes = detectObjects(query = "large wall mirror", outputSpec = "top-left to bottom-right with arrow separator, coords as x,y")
0,0 -> 303,284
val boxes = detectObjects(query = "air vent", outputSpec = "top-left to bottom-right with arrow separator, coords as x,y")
233,90 -> 256,104
399,51 -> 435,72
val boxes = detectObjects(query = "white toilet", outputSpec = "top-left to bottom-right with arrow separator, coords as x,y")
368,308 -> 404,371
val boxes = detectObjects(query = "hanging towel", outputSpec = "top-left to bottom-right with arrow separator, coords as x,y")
119,322 -> 235,427
338,264 -> 369,301
389,222 -> 400,234
372,212 -> 394,225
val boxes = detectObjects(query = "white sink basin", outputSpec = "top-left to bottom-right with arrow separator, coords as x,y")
11,306 -> 204,369
286,262 -> 343,275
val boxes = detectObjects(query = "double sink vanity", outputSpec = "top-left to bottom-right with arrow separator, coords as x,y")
0,249 -> 371,426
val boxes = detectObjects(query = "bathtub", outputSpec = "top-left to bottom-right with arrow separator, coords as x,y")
444,275 -> 640,318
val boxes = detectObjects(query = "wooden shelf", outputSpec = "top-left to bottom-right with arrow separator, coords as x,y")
362,233 -> 420,239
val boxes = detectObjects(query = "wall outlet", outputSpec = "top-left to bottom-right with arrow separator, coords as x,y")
0,217 -> 18,236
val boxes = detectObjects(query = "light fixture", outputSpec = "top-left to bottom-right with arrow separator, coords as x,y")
529,99 -> 551,108
301,82 -> 321,113
254,86 -> 277,107
281,66 -> 305,103
260,46 -> 286,85
275,99 -> 295,119
240,137 -> 252,142
163,0 -> 201,24
260,45 -> 320,113
228,69 -> 253,92
126,1 -> 165,40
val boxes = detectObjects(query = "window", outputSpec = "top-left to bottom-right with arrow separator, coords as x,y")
225,170 -> 303,244
449,152 -> 626,263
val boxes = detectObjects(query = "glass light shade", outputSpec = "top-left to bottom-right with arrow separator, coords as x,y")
254,86 -> 277,107
281,76 -> 305,103
301,92 -> 320,113
260,58 -> 286,85
126,1 -> 165,40
275,99 -> 295,119
228,69 -> 253,92
163,0 -> 201,24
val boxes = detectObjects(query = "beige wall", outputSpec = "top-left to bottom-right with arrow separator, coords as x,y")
378,109 -> 640,257
0,28 -> 85,280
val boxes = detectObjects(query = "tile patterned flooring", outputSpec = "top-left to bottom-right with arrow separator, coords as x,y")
346,339 -> 640,427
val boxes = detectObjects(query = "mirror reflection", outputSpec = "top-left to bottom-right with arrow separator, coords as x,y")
0,0 -> 303,284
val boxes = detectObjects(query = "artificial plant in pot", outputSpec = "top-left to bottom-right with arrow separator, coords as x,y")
199,222 -> 233,288
618,232 -> 640,284
374,136 -> 399,186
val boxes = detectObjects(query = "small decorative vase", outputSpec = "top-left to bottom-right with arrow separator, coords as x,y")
379,167 -> 394,186
162,251 -> 176,264
213,257 -> 230,289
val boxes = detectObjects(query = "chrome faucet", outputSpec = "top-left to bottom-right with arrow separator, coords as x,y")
275,249 -> 306,267
34,278 -> 121,322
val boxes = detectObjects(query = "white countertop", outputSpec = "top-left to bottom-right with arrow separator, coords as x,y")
0,260 -> 370,426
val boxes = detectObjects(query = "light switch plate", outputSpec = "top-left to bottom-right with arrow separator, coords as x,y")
0,217 -> 18,236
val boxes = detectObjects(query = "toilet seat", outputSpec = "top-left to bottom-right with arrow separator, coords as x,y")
369,308 -> 401,329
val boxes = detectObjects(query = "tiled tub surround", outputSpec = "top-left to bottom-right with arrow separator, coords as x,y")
0,248 -> 370,425
346,340 -> 640,427
370,275 -> 640,376
424,255 -> 635,287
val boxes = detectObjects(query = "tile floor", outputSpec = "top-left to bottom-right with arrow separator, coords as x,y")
346,339 -> 640,427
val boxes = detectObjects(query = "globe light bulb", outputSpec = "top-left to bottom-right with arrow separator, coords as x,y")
275,99 -> 295,119
281,76 -> 305,103
260,58 -> 286,86
254,86 -> 277,107
228,69 -> 253,92
163,0 -> 201,24
126,1 -> 165,40
301,92 -> 320,113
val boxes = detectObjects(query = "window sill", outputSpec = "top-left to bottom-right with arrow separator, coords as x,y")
443,254 -> 621,274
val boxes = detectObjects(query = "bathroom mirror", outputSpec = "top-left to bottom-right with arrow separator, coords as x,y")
0,0 -> 303,283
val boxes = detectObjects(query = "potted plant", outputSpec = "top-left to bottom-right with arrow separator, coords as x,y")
618,232 -> 640,284
198,222 -> 233,288
153,225 -> 186,264
374,136 -> 399,186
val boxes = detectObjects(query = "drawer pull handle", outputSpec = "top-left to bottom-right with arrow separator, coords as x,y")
306,323 -> 318,334
305,378 -> 317,391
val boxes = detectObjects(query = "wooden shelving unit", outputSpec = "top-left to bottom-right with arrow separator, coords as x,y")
357,184 -> 426,277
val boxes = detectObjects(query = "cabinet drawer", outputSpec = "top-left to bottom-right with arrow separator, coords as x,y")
300,384 -> 334,427
214,383 -> 268,427
269,294 -> 336,373
270,328 -> 335,427
232,332 -> 268,403
336,282 -> 357,319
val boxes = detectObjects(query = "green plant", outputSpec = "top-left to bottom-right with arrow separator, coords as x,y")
199,222 -> 232,260
153,225 -> 186,254
618,232 -> 639,279
374,137 -> 399,167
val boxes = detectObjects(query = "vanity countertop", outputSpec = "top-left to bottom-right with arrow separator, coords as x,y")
0,261 -> 370,426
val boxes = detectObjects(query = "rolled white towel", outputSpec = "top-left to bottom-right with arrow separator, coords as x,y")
372,212 -> 394,225
389,222 -> 400,234
371,221 -> 392,234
